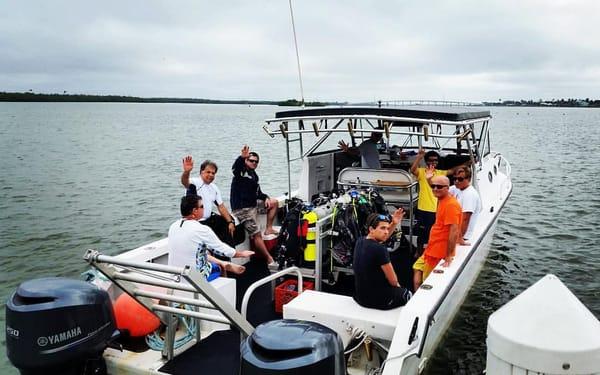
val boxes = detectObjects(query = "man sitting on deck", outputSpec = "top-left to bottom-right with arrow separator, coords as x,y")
181,156 -> 236,249
413,175 -> 462,290
353,211 -> 413,310
168,189 -> 254,278
449,166 -> 481,244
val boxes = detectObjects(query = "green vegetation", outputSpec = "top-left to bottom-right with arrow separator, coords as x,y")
0,91 -> 278,105
0,92 -> 343,106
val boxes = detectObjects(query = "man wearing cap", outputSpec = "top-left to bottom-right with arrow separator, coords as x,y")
181,156 -> 236,248
410,148 -> 449,252
412,175 -> 462,290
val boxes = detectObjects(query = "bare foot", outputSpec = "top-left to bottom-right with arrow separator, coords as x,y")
224,262 -> 245,275
264,227 -> 279,236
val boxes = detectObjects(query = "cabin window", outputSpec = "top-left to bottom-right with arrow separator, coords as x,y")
488,172 -> 493,182
493,165 -> 498,175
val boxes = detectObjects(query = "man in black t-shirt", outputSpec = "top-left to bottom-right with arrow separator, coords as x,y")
353,212 -> 413,310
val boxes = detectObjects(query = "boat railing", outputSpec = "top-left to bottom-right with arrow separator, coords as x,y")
83,249 -> 254,360
263,122 -> 476,141
240,266 -> 303,318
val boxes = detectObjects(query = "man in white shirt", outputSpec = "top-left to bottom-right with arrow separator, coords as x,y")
449,166 -> 481,244
181,156 -> 236,248
168,192 -> 254,278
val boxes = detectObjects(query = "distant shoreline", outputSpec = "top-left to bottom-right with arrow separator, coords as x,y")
0,92 -> 338,107
0,92 -> 597,108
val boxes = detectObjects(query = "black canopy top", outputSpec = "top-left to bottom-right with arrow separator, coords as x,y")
274,106 -> 490,122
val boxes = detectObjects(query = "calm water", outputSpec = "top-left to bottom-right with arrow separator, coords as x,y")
1,103 -> 599,374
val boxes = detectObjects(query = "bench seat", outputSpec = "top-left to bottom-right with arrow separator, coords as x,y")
283,290 -> 402,346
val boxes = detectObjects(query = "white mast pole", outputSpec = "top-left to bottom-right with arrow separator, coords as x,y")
288,0 -> 305,108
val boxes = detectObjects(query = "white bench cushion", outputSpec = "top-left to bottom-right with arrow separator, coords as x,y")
283,290 -> 402,346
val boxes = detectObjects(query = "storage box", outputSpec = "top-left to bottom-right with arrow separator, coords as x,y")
274,279 -> 314,314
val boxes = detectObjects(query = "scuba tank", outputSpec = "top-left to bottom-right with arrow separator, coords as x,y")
302,207 -> 318,263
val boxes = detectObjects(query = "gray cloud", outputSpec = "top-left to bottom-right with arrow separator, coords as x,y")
1,0 -> 599,101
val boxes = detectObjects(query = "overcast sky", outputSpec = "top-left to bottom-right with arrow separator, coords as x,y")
1,0 -> 599,102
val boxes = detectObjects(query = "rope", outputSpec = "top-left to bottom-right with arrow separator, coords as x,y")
145,304 -> 197,351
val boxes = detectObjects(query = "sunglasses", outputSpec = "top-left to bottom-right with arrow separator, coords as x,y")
247,159 -> 259,164
454,177 -> 467,182
378,214 -> 391,222
430,184 -> 448,190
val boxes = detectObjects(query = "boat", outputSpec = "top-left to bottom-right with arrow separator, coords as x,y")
5,106 -> 512,374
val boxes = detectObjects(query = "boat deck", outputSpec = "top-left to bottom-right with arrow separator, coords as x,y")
153,246 -> 415,374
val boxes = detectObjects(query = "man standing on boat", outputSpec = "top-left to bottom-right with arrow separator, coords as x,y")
168,188 -> 254,278
181,156 -> 236,249
410,149 -> 449,253
353,211 -> 412,309
230,145 -> 278,264
413,175 -> 462,290
338,131 -> 382,169
449,166 -> 481,244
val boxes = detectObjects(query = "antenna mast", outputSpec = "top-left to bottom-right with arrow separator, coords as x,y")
288,0 -> 305,107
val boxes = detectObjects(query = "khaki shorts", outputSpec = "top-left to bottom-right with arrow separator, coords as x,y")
413,255 -> 436,280
232,206 -> 261,236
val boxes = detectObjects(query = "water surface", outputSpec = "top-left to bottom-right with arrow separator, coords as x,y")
1,103 -> 599,374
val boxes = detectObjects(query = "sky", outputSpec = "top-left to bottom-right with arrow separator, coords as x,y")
1,0 -> 599,103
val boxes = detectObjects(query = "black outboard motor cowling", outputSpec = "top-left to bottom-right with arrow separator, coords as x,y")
241,319 -> 345,375
5,277 -> 118,375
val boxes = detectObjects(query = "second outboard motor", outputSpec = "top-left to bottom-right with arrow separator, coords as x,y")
5,277 -> 118,375
241,319 -> 345,375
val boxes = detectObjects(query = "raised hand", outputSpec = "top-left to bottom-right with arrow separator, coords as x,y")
425,164 -> 435,179
182,155 -> 194,172
338,140 -> 349,152
391,207 -> 405,223
241,145 -> 250,158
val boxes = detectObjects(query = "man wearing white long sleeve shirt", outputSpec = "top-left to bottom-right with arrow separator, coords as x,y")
168,191 -> 254,278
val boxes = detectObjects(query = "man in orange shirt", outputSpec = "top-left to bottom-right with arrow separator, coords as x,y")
412,175 -> 462,291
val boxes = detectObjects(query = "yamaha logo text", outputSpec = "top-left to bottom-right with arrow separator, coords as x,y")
37,327 -> 82,347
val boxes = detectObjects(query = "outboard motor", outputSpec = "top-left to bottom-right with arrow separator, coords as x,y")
5,277 -> 119,375
241,319 -> 345,375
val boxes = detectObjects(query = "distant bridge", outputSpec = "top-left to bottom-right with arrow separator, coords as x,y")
361,100 -> 483,107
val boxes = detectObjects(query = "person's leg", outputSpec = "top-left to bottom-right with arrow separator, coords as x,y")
201,214 -> 235,259
386,286 -> 413,309
240,207 -> 274,264
208,255 -> 245,276
264,198 -> 279,236
251,233 -> 274,264
412,255 -> 425,291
